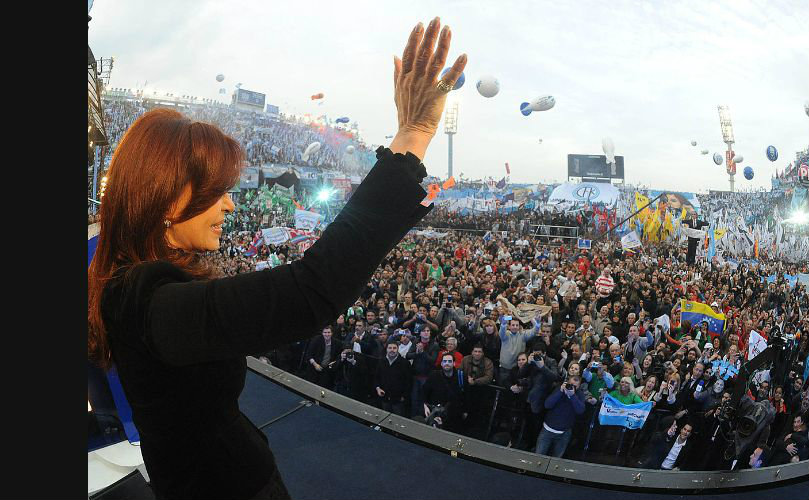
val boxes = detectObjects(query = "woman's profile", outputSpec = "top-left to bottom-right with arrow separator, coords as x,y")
88,17 -> 466,500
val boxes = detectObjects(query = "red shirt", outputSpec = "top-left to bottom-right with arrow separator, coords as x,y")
454,246 -> 468,260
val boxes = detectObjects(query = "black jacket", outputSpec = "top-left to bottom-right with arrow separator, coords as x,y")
305,335 -> 341,368
101,148 -> 431,499
643,429 -> 697,470
374,354 -> 412,401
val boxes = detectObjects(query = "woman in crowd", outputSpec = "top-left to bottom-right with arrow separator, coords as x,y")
88,17 -> 467,500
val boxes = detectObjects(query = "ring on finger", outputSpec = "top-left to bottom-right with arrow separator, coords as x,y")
436,80 -> 453,93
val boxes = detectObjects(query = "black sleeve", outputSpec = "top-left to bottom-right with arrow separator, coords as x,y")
135,148 -> 431,366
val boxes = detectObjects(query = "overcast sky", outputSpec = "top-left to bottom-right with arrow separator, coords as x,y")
89,0 -> 808,193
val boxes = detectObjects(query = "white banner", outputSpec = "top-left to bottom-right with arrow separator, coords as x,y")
262,227 -> 290,245
294,209 -> 324,230
621,231 -> 642,249
548,182 -> 619,206
415,229 -> 449,238
748,330 -> 768,361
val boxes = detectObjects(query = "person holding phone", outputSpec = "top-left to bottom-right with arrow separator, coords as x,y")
535,375 -> 585,457
497,307 -> 540,384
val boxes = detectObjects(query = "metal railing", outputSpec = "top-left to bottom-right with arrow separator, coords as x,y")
246,357 -> 808,492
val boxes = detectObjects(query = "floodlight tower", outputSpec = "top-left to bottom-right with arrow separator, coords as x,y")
444,100 -> 459,179
718,105 -> 736,192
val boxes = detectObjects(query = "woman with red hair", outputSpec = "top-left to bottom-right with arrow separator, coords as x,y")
88,18 -> 466,500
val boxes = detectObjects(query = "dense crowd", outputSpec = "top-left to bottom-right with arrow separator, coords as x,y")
202,197 -> 808,471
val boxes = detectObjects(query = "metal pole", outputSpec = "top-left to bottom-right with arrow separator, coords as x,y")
91,145 -> 99,215
447,133 -> 453,179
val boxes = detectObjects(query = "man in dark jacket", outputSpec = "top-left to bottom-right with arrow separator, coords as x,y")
374,342 -> 412,416
422,353 -> 465,431
643,416 -> 697,470
304,326 -> 341,389
535,375 -> 585,457
406,329 -> 440,418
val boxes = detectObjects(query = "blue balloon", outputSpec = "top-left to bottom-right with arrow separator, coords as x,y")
766,145 -> 778,162
440,68 -> 465,90
743,166 -> 754,180
335,117 -> 350,123
520,102 -> 532,116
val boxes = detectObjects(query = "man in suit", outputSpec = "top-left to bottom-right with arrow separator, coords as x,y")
643,417 -> 697,470
304,326 -> 341,389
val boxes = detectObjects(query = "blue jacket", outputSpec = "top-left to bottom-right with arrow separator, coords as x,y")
543,387 -> 586,432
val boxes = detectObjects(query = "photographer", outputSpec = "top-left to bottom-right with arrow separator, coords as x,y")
422,353 -> 465,431
334,348 -> 370,403
582,356 -> 615,399
536,375 -> 585,457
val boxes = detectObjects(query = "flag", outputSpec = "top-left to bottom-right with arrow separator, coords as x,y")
707,219 -> 716,262
621,231 -> 642,249
680,300 -> 726,339
754,237 -> 759,259
598,394 -> 653,429
495,177 -> 506,189
748,330 -> 767,361
243,232 -> 263,257
505,162 -> 510,175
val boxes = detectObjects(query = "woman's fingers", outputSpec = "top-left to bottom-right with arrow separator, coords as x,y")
401,22 -> 424,74
440,53 -> 468,87
414,17 -> 441,76
427,25 -> 451,81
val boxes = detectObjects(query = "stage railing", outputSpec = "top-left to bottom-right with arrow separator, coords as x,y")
246,357 -> 808,493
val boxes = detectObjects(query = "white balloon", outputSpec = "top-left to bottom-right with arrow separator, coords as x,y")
530,95 -> 555,111
476,75 -> 500,98
216,73 -> 225,82
345,145 -> 355,154
732,154 -> 744,164
700,149 -> 709,155
602,137 -> 615,164
805,100 -> 809,117
713,153 -> 723,165
302,142 -> 321,161
691,140 -> 697,146
538,138 -> 543,144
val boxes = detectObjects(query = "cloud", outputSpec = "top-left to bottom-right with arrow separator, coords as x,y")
89,0 -> 809,192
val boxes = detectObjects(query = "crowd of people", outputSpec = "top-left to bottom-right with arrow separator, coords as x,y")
90,94 -> 809,474
206,200 -> 808,471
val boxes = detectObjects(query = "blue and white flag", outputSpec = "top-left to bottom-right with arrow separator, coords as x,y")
598,394 -> 652,429
577,238 -> 591,249
294,209 -> 324,231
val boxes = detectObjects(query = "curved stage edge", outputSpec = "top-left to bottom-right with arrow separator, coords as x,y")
244,357 -> 808,499
90,359 -> 809,500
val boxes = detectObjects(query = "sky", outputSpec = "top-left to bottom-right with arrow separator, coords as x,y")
89,0 -> 809,193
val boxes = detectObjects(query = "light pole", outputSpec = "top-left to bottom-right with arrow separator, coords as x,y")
444,100 -> 458,179
718,105 -> 736,192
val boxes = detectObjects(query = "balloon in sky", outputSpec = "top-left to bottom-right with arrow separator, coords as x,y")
732,154 -> 744,164
766,145 -> 778,162
520,102 -> 532,116
805,101 -> 809,117
743,166 -> 754,180
530,96 -> 555,112
384,135 -> 394,139
311,93 -> 324,100
302,142 -> 321,161
700,149 -> 709,155
538,138 -> 543,144
216,74 -> 225,82
476,75 -> 499,98
691,140 -> 697,146
440,68 -> 465,90
713,153 -> 723,165
219,88 -> 226,94
345,145 -> 355,154
335,117 -> 350,124
602,137 -> 615,164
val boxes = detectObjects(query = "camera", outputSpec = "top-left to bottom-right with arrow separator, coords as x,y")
346,352 -> 355,361
565,383 -> 574,391
590,361 -> 600,372
517,378 -> 531,389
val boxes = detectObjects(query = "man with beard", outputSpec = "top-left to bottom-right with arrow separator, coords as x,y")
374,342 -> 412,417
422,353 -> 466,431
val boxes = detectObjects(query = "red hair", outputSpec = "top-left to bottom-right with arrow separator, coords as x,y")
88,108 -> 243,369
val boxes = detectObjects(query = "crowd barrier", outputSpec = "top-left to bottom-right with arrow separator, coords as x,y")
246,356 -> 808,493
